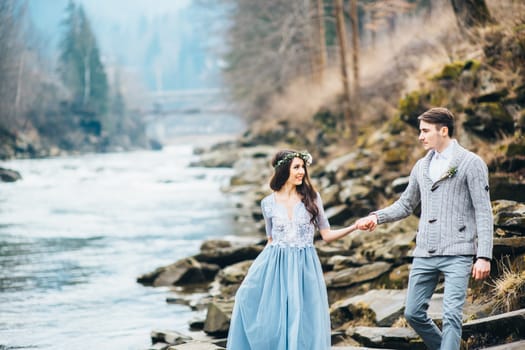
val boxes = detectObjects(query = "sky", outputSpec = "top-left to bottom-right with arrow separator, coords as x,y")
28,0 -> 220,90
77,0 -> 191,23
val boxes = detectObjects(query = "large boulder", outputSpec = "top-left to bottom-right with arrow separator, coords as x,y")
346,326 -> 424,350
194,240 -> 264,268
137,257 -> 220,287
462,308 -> 525,349
330,289 -> 406,327
492,200 -> 525,235
203,300 -> 234,336
0,167 -> 21,182
324,262 -> 392,289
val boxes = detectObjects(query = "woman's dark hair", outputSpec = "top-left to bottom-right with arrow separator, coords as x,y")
269,150 -> 319,225
417,107 -> 455,137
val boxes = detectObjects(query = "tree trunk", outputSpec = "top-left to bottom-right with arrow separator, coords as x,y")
334,0 -> 352,133
450,0 -> 492,29
350,0 -> 360,122
15,50 -> 25,121
83,49 -> 91,107
314,0 -> 327,84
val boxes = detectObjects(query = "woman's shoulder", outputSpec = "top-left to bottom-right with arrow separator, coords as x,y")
261,192 -> 275,207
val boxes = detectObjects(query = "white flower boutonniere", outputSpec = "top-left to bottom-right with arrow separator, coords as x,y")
432,166 -> 458,191
437,166 -> 458,182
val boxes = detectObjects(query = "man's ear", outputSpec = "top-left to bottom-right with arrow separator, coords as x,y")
440,126 -> 449,137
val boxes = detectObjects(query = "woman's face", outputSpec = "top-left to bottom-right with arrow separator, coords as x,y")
286,157 -> 305,186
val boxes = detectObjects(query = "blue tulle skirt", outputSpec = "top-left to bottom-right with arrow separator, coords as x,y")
226,244 -> 331,350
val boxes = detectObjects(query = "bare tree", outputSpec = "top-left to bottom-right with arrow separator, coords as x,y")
313,0 -> 327,84
350,0 -> 360,120
450,0 -> 493,30
334,0 -> 352,132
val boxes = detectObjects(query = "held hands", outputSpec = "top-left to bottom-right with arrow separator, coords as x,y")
356,214 -> 378,232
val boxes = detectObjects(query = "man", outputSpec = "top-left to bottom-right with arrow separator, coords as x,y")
356,107 -> 493,350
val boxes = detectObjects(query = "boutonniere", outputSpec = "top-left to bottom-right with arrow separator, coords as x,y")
438,166 -> 458,182
432,166 -> 457,192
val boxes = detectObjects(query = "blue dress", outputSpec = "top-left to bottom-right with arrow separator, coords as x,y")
227,192 -> 331,350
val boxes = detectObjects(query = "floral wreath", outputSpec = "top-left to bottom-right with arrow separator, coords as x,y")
274,151 -> 313,169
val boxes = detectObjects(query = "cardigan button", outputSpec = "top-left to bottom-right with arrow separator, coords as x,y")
429,219 -> 437,223
428,249 -> 436,253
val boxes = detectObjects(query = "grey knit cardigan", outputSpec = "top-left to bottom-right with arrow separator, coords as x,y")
375,140 -> 493,259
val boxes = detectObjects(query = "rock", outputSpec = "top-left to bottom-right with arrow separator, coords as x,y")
331,289 -> 406,327
189,149 -> 239,168
346,326 -> 424,350
391,176 -> 410,193
325,262 -> 392,288
151,330 -> 192,345
325,204 -> 353,226
137,258 -> 220,287
492,200 -> 525,235
203,300 -> 234,336
387,264 -> 411,289
328,255 -> 368,271
463,102 -> 514,139
148,343 -> 170,350
166,293 -> 212,311
194,242 -> 264,268
489,175 -> 525,202
189,318 -> 205,331
0,167 -> 21,182
481,340 -> 525,349
462,308 -> 525,348
166,341 -> 225,350
493,237 -> 525,256
217,260 -> 253,285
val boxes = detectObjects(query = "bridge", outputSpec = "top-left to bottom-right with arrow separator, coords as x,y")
147,88 -> 232,116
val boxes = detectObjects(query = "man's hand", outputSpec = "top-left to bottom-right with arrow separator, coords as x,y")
356,214 -> 378,231
472,258 -> 491,280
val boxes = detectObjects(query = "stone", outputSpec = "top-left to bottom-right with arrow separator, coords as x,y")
492,200 -> 525,235
346,326 -> 424,350
0,167 -> 21,182
463,102 -> 514,139
462,308 -> 525,348
217,260 -> 253,285
137,258 -> 220,287
195,243 -> 264,268
167,341 -> 225,350
325,204 -> 353,226
203,300 -> 234,336
331,289 -> 406,327
325,262 -> 392,288
481,340 -> 525,349
490,175 -> 525,202
391,176 -> 410,193
151,330 -> 192,345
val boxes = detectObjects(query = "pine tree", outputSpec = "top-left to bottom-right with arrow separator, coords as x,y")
58,1 -> 108,118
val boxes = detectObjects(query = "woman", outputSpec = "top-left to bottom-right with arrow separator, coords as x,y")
226,150 -> 358,350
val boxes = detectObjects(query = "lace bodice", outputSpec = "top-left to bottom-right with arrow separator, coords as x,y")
261,192 -> 330,248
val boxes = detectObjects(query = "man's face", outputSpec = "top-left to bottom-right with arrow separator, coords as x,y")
418,120 -> 448,151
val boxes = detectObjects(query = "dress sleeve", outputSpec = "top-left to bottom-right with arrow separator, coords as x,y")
315,192 -> 330,230
261,197 -> 273,238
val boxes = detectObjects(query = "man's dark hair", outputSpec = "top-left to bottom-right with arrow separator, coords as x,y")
417,107 -> 455,137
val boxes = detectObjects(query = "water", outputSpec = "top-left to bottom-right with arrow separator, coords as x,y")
0,113 -> 245,349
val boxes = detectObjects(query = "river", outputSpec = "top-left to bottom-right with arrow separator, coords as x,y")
0,113 -> 245,350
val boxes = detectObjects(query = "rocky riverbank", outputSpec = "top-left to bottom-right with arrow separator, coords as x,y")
136,141 -> 525,350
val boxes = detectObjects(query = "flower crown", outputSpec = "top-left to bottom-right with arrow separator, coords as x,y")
274,151 -> 313,169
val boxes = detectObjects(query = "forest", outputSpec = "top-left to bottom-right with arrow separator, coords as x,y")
0,0 -> 149,159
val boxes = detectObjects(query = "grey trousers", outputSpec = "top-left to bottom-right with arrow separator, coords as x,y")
404,256 -> 473,350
